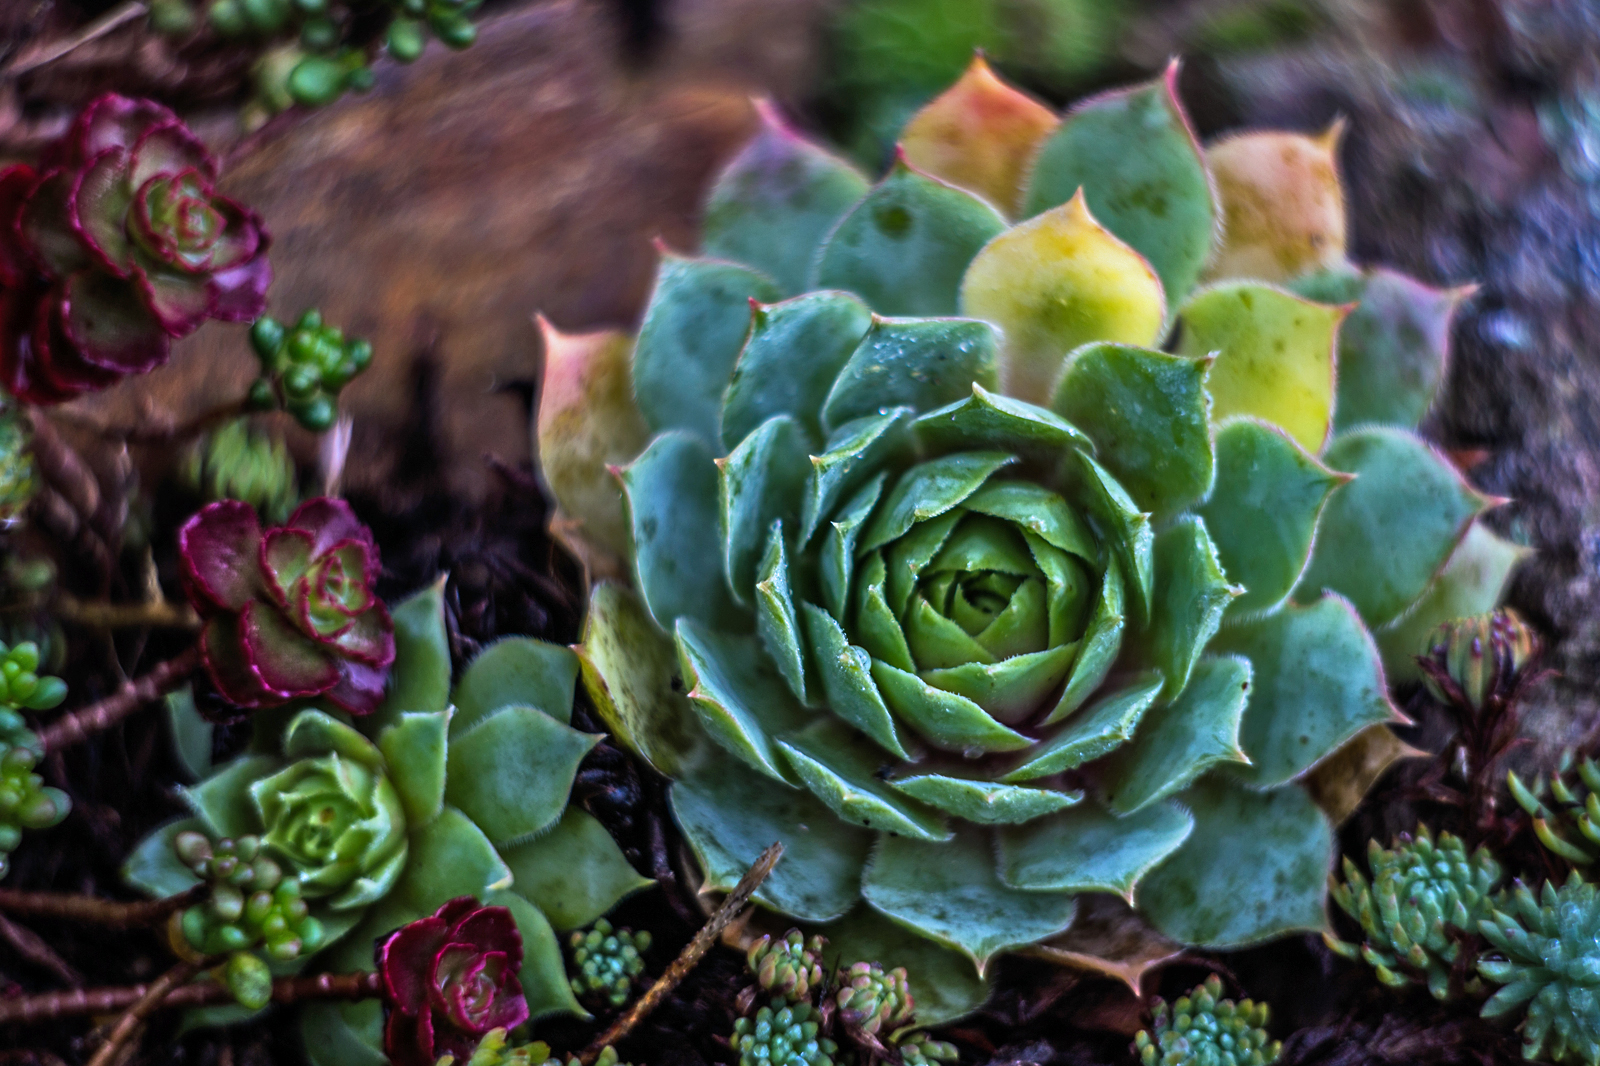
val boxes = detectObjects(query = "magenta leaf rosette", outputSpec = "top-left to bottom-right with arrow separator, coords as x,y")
377,896 -> 530,1066
0,94 -> 271,404
180,497 -> 395,715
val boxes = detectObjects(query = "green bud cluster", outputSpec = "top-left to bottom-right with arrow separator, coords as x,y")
0,408 -> 36,527
1479,875 -> 1600,1065
386,0 -> 483,61
0,642 -> 66,713
834,961 -> 913,1037
1134,975 -> 1280,1066
248,309 -> 373,431
568,917 -> 650,1007
1327,826 -> 1502,1000
1511,751 -> 1600,870
732,999 -> 838,1066
1420,608 -> 1540,713
899,1034 -> 960,1066
184,420 -> 299,525
747,929 -> 826,1002
175,830 -> 325,963
438,1028 -> 629,1066
0,719 -> 69,880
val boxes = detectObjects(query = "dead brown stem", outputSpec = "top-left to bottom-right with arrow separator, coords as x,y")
0,969 -> 383,1026
85,957 -> 201,1066
0,886 -> 203,927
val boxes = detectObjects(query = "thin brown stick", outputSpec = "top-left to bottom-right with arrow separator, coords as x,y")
36,646 -> 201,752
4,1 -> 148,76
578,842 -> 785,1064
0,969 -> 382,1026
0,886 -> 203,927
0,910 -> 82,986
54,593 -> 201,631
85,957 -> 201,1066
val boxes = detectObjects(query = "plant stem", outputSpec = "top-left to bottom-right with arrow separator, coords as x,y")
54,593 -> 201,631
47,395 -> 255,447
36,646 -> 202,752
577,842 -> 784,1065
85,957 -> 202,1066
0,886 -> 203,927
0,969 -> 382,1026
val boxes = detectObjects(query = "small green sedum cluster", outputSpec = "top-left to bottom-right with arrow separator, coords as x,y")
734,999 -> 840,1066
0,642 -> 69,879
568,917 -> 651,1007
1479,875 -> 1600,1064
1134,974 -> 1279,1066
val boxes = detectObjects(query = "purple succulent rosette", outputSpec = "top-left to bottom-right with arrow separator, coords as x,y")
0,94 -> 270,404
180,497 -> 395,715
377,897 -> 529,1066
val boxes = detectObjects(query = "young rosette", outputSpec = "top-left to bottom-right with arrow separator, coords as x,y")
378,897 -> 529,1066
0,95 -> 270,403
545,54 -> 1520,1005
122,584 -> 652,1063
180,497 -> 394,715
1478,875 -> 1600,1064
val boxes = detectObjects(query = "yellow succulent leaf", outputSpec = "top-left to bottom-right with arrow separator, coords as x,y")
960,190 -> 1166,405
535,315 -> 649,575
900,55 -> 1059,219
1205,123 -> 1347,283
1176,283 -> 1347,453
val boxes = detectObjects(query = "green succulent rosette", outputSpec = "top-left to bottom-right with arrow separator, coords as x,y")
123,581 -> 652,1064
541,58 -> 1521,1014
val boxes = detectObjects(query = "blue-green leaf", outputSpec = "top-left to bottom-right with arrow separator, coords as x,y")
821,317 -> 1000,431
778,719 -> 950,841
719,415 -> 813,604
1140,517 -> 1239,698
445,707 -> 599,844
1002,674 -> 1163,782
500,808 -> 652,932
676,618 -> 807,783
453,637 -> 579,732
998,800 -> 1194,899
800,602 -> 909,759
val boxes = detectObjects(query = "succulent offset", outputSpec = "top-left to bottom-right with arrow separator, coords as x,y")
748,929 -> 827,1002
1510,752 -> 1600,870
733,998 -> 839,1066
547,56 -> 1516,992
1479,875 -> 1600,1064
248,310 -> 374,432
1327,826 -> 1503,999
568,917 -> 650,1006
124,590 -> 652,1063
180,497 -> 395,715
183,419 -> 299,524
1134,974 -> 1279,1066
441,1032 -> 629,1066
0,95 -> 270,403
835,961 -> 914,1037
1419,609 -> 1540,714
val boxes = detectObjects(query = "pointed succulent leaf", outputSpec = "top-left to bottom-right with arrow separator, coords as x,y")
1052,343 -> 1214,524
1213,594 -> 1401,788
632,253 -> 780,447
389,804 -> 513,911
1375,523 -> 1528,683
899,55 -> 1058,218
801,409 -> 913,543
862,827 -> 1078,974
1138,778 -> 1333,948
676,618 -> 807,782
499,808 -> 652,932
820,906 -> 992,1025
373,578 -> 451,728
1003,674 -> 1164,782
1175,282 -> 1346,454
378,711 -> 451,826
721,291 -> 874,447
575,582 -> 707,777
184,754 -> 279,839
1296,427 -> 1493,626
870,659 -> 1033,754
1294,267 -> 1469,433
719,415 -> 813,603
445,707 -> 599,844
1205,125 -> 1347,283
1199,419 -> 1347,615
622,431 -> 746,631
890,773 -> 1081,825
1098,655 -> 1253,815
485,887 -> 587,1021
860,450 -> 1015,553
452,637 -> 579,733
820,316 -> 1000,431
674,748 -> 872,921
1023,62 -> 1216,307
703,102 -> 871,295
914,383 -> 1093,462
801,602 -> 910,759
1072,451 -> 1153,624
122,817 -> 205,897
1050,555 -> 1127,721
755,522 -> 815,704
813,155 -> 1006,316
535,318 -> 648,565
998,799 -> 1194,899
778,718 -> 950,840
1139,517 -> 1238,698
301,1002 -> 388,1066
960,191 -> 1166,404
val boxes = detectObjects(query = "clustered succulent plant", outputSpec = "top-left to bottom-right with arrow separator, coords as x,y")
248,309 -> 374,432
834,961 -> 913,1037
174,829 -> 326,963
1510,752 -> 1600,870
0,641 -> 69,880
126,592 -> 652,1063
567,917 -> 650,1007
441,1032 -> 629,1066
748,929 -> 827,1001
1134,974 -> 1280,1066
546,55 -> 1516,989
180,497 -> 395,714
1479,875 -> 1600,1064
734,999 -> 840,1066
184,419 -> 300,524
1327,826 -> 1504,1000
0,95 -> 270,404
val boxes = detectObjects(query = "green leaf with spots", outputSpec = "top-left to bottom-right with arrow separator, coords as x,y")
912,382 -> 1094,463
445,707 -> 599,845
1003,674 -> 1163,782
998,799 -> 1194,899
861,451 -> 1015,553
632,253 -> 780,447
1295,427 -> 1492,627
722,292 -> 874,447
800,409 -> 913,543
500,808 -> 653,931
1139,517 -> 1238,697
820,316 -> 1000,431
813,156 -> 1006,316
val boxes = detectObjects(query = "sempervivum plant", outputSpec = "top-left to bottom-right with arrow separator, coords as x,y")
1327,826 -> 1503,999
180,498 -> 395,715
0,95 -> 270,403
123,586 -> 653,1063
542,56 -> 1519,1003
1478,875 -> 1600,1064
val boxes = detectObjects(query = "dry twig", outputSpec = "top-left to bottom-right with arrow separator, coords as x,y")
0,969 -> 383,1026
36,646 -> 202,752
0,886 -> 203,927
